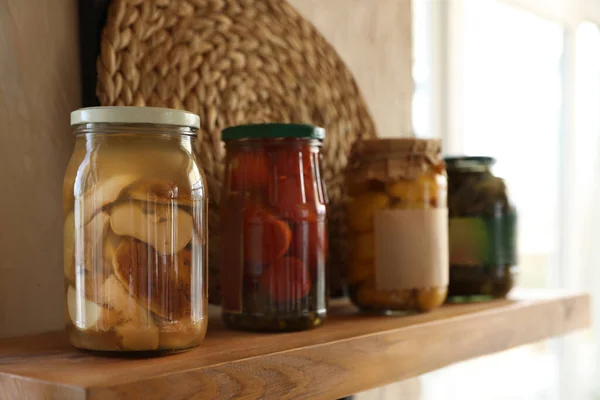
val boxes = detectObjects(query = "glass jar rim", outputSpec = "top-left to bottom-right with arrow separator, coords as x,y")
70,106 -> 200,129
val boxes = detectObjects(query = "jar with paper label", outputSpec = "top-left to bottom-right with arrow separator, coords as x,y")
446,156 -> 517,299
345,138 -> 448,313
64,107 -> 208,352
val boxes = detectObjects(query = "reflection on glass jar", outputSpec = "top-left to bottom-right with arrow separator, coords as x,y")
220,124 -> 327,332
445,156 -> 518,300
346,139 -> 448,313
64,107 -> 208,352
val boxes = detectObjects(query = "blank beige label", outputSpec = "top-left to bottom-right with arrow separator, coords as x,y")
374,209 -> 449,291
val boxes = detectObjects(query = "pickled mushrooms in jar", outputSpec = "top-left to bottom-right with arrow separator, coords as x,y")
64,107 -> 208,352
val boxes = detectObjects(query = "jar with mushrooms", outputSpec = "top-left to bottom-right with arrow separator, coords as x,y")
345,139 -> 448,313
220,124 -> 327,332
445,156 -> 517,299
64,107 -> 208,352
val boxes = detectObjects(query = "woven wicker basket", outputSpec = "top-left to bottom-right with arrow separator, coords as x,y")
96,0 -> 377,303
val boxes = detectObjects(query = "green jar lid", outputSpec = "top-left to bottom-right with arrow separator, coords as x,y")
221,123 -> 326,141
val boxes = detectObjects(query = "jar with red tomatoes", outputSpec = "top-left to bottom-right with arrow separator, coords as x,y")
219,124 -> 328,331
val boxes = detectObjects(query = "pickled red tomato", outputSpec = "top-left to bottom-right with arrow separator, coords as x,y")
261,256 -> 311,302
269,177 -> 318,220
243,205 -> 291,266
274,147 -> 313,179
288,210 -> 328,274
269,148 -> 322,218
229,152 -> 269,191
268,149 -> 326,273
220,124 -> 327,331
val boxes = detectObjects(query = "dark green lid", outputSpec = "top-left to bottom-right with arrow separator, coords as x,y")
221,123 -> 326,141
445,156 -> 496,169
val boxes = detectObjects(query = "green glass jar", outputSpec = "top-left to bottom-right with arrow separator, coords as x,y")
445,156 -> 517,300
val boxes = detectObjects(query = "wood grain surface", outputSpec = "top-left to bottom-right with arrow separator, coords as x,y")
0,290 -> 589,400
0,0 -> 80,338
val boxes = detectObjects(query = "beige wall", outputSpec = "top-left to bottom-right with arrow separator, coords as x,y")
290,0 -> 413,137
0,0 -> 80,337
0,0 -> 412,338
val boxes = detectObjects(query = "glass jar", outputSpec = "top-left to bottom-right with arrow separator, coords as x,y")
345,139 -> 448,313
220,124 -> 327,332
445,156 -> 517,299
64,107 -> 208,352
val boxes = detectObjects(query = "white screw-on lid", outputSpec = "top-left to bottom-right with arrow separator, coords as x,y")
70,106 -> 200,129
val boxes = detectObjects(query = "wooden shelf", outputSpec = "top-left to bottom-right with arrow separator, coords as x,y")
0,290 -> 589,400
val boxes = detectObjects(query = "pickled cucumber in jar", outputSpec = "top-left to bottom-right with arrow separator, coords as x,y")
445,156 -> 517,300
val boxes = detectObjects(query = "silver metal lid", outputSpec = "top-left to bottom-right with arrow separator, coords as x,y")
70,106 -> 200,129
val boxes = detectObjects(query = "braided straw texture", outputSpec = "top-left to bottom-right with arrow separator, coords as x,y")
96,0 -> 377,303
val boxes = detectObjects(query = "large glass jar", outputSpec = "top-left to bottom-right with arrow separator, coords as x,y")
345,139 -> 448,313
220,124 -> 327,332
64,107 -> 208,352
445,156 -> 517,299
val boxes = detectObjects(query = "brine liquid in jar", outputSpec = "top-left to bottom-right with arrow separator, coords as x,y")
64,107 -> 208,352
220,123 -> 327,332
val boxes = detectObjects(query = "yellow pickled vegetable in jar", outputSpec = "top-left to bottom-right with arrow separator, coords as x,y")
346,192 -> 390,232
345,138 -> 448,313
